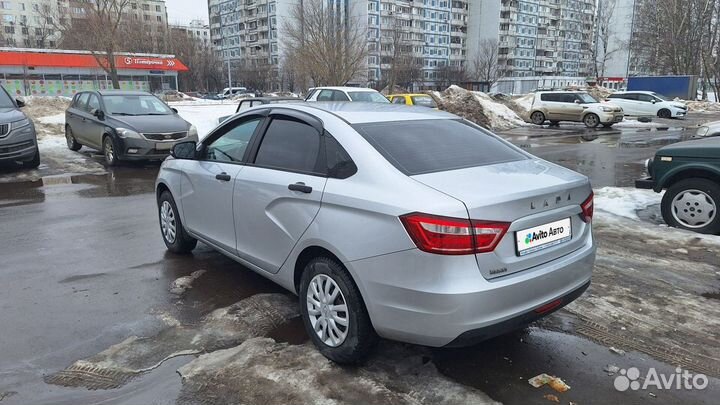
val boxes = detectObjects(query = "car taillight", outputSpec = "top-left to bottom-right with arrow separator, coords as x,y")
400,213 -> 509,255
581,192 -> 594,223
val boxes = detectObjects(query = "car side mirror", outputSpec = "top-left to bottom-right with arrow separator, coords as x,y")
651,99 -> 656,104
92,109 -> 105,120
15,99 -> 25,108
171,107 -> 178,113
574,99 -> 581,104
171,141 -> 197,160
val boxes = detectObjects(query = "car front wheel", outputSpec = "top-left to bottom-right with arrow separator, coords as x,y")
661,178 -> 720,234
658,109 -> 672,119
158,191 -> 198,253
583,113 -> 600,128
103,136 -> 119,166
299,256 -> 377,364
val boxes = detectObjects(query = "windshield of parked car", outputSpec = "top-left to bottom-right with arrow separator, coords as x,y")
348,92 -> 390,103
411,96 -> 438,108
103,95 -> 174,116
651,92 -> 670,101
577,93 -> 599,104
353,119 -> 527,175
0,87 -> 15,108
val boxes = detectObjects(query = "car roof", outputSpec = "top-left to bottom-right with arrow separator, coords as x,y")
96,90 -> 152,96
281,102 -> 456,124
241,97 -> 302,102
536,90 -> 588,94
388,94 -> 432,97
314,86 -> 379,93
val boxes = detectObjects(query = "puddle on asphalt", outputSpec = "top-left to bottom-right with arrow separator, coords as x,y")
702,291 -> 720,300
0,166 -> 158,206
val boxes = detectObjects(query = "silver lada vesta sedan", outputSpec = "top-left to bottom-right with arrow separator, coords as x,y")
155,102 -> 595,364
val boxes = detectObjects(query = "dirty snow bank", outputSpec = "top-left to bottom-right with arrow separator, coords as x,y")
45,294 -> 299,390
431,85 -> 527,130
178,338 -> 500,405
594,186 -> 664,220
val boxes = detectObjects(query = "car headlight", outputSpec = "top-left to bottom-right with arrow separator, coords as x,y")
12,118 -> 31,130
188,125 -> 198,138
116,128 -> 142,139
697,126 -> 710,136
600,106 -> 613,112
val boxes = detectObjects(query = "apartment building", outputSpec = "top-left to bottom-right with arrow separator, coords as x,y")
171,19 -> 211,46
0,0 -> 169,48
0,0 -> 62,48
469,0 -> 595,78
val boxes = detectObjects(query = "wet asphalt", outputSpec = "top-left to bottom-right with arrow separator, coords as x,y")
0,125 -> 717,404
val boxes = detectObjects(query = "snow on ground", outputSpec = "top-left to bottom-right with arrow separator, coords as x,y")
612,119 -> 667,128
594,186 -> 662,220
431,85 -> 528,130
170,102 -> 237,139
37,113 -> 66,125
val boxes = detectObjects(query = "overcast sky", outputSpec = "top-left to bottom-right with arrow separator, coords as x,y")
165,0 -> 209,25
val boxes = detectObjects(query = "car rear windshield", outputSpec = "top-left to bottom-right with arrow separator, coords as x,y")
353,119 -> 527,175
411,96 -> 437,108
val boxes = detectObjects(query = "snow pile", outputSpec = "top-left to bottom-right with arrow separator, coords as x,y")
594,186 -> 662,220
37,113 -> 66,125
612,119 -> 666,128
585,86 -> 614,100
685,99 -> 720,112
430,85 -> 527,130
171,102 -> 238,139
19,96 -> 71,119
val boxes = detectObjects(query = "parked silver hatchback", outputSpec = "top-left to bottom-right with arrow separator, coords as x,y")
155,103 -> 596,363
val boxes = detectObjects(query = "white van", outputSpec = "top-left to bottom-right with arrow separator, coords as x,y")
217,87 -> 248,99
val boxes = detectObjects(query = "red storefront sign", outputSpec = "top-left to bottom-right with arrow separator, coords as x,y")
0,51 -> 188,72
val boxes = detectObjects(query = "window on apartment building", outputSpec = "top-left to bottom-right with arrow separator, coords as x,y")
156,5 -> 161,12
142,4 -> 149,11
0,1 -> 11,10
156,15 -> 162,22
131,3 -> 137,9
144,14 -> 150,21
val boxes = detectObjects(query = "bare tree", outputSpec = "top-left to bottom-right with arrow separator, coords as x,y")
56,0 -> 132,89
631,0 -> 714,76
436,64 -> 467,89
591,0 -> 618,79
283,0 -> 367,86
471,38 -> 502,88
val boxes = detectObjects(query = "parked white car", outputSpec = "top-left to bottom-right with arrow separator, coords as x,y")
305,87 -> 389,103
606,91 -> 688,118
695,120 -> 720,138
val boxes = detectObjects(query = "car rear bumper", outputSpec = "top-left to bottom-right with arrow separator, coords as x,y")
347,231 -> 595,347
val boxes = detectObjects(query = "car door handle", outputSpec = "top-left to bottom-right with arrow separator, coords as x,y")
288,182 -> 312,193
215,172 -> 232,181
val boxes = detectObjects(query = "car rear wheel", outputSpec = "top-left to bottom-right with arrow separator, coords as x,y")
657,109 -> 672,119
661,178 -> 720,234
158,191 -> 198,253
65,126 -> 81,151
583,113 -> 600,128
103,136 -> 119,166
299,256 -> 377,364
530,111 -> 546,125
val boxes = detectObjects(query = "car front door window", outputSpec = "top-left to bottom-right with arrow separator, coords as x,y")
205,118 -> 262,163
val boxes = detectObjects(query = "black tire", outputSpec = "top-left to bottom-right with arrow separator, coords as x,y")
657,109 -> 672,119
103,135 -> 119,166
661,178 -> 720,234
158,190 -> 198,253
602,123 -> 614,128
530,111 -> 546,125
65,126 -> 82,151
583,113 -> 600,128
299,256 -> 377,364
22,147 -> 40,169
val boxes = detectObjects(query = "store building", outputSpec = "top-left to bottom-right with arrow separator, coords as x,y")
0,48 -> 188,97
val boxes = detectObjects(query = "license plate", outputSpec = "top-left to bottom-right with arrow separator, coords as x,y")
516,218 -> 572,256
156,142 -> 173,151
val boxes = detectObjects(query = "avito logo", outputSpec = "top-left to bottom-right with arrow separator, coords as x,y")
525,226 -> 565,245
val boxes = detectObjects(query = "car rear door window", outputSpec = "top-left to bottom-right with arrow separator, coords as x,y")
331,91 -> 350,101
637,94 -> 655,103
205,117 -> 262,163
87,94 -> 100,112
75,93 -> 90,110
317,90 -> 334,101
354,119 -> 527,175
254,118 -> 322,174
392,96 -> 406,104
